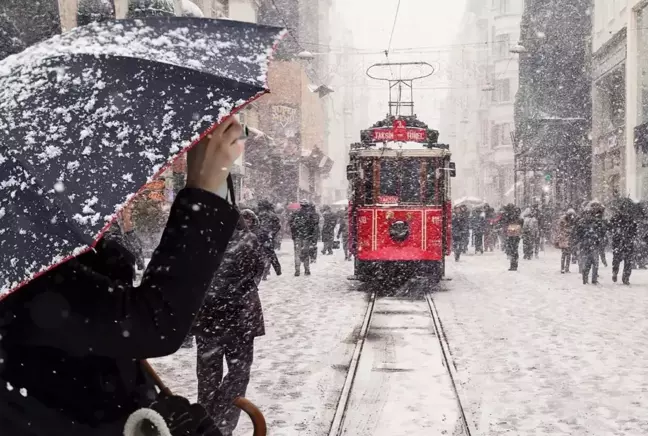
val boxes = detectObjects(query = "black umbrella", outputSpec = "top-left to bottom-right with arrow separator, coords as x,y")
0,17 -> 286,298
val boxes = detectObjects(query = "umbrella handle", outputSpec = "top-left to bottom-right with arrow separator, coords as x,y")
142,360 -> 172,396
233,397 -> 267,436
143,361 -> 267,436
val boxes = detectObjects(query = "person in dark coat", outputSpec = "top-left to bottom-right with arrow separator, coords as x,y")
337,208 -> 350,261
0,118 -> 242,436
501,204 -> 523,271
555,209 -> 577,273
256,200 -> 282,280
321,206 -> 337,255
308,202 -> 321,263
609,199 -> 638,285
452,206 -> 468,261
192,211 -> 265,436
472,209 -> 486,254
575,201 -> 608,284
289,201 -> 316,276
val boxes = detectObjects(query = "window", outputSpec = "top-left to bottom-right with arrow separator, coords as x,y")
380,160 -> 399,197
495,34 -> 510,59
638,5 -> 648,124
481,119 -> 490,147
501,123 -> 512,145
491,123 -> 500,147
493,79 -> 511,102
361,160 -> 374,204
425,162 -> 437,204
499,0 -> 509,14
379,159 -> 423,203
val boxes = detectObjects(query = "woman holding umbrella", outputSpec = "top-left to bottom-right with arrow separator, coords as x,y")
0,15 -> 285,436
0,120 -> 243,436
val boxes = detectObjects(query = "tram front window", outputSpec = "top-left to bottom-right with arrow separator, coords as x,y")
380,160 -> 399,197
379,159 -> 422,203
401,159 -> 421,203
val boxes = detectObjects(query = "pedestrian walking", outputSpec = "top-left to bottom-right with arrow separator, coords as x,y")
609,199 -> 638,285
257,199 -> 282,280
472,210 -> 486,254
575,201 -> 607,284
193,211 -> 265,436
307,202 -> 321,263
555,209 -> 577,273
452,206 -> 468,261
289,201 -> 318,276
337,208 -> 350,260
502,204 -> 523,271
521,208 -> 540,260
321,205 -> 337,255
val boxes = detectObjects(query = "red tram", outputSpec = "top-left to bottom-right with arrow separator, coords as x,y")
347,116 -> 454,282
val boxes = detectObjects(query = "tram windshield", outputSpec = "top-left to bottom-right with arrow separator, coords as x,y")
377,158 -> 437,204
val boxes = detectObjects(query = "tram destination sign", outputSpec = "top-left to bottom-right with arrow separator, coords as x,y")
369,126 -> 428,142
370,120 -> 428,142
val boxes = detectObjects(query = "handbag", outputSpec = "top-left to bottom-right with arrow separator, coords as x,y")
332,240 -> 341,249
124,361 -> 267,436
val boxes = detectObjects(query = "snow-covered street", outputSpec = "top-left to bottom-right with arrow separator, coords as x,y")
152,243 -> 648,436
439,248 -> 648,436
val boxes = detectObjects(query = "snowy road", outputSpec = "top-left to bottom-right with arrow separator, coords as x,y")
437,248 -> 648,436
152,243 -> 648,436
338,296 -> 462,436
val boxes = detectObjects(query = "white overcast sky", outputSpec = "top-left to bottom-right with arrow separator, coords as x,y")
331,0 -> 467,125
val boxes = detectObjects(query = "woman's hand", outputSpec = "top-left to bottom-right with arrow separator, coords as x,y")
186,117 -> 243,195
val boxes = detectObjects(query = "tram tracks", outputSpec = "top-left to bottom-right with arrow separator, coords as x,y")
328,289 -> 472,436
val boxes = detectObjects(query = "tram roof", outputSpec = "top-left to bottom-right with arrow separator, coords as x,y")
350,146 -> 450,158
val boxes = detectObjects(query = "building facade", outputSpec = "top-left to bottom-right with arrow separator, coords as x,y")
592,0 -> 627,203
589,0 -> 648,202
515,0 -> 592,209
440,0 -> 522,208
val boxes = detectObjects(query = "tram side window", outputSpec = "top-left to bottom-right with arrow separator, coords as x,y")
425,163 -> 437,204
380,160 -> 399,197
401,159 -> 421,203
362,161 -> 374,204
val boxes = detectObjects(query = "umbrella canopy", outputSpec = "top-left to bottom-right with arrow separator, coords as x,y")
454,196 -> 486,208
0,17 -> 285,298
286,202 -> 301,211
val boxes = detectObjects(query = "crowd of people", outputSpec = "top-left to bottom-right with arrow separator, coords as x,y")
453,198 -> 648,285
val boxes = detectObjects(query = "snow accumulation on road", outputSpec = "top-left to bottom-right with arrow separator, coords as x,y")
151,245 -> 368,436
439,248 -> 648,436
340,297 -> 462,436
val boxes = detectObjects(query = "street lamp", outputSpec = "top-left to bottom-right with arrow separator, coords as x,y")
297,50 -> 315,60
510,43 -> 528,54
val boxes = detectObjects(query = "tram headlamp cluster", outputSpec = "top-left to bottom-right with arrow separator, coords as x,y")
389,220 -> 410,242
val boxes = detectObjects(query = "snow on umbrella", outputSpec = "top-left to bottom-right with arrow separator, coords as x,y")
0,17 -> 286,298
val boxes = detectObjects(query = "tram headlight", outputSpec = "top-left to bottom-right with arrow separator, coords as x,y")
389,220 -> 410,242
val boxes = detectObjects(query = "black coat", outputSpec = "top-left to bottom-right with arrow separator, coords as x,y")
289,208 -> 318,242
321,210 -> 337,242
0,188 -> 239,436
575,214 -> 607,252
257,209 -> 281,246
609,213 -> 637,253
193,228 -> 265,341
